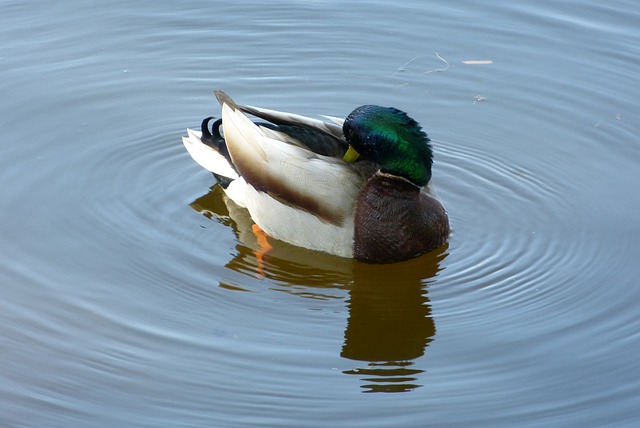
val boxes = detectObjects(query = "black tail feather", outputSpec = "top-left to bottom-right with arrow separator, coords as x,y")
200,116 -> 238,188
201,116 -> 235,170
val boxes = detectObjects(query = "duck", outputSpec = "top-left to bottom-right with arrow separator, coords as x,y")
182,91 -> 449,263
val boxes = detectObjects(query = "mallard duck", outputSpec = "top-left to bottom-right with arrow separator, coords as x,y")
182,91 -> 449,263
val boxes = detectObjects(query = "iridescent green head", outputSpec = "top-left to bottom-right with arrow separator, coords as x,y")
343,105 -> 433,186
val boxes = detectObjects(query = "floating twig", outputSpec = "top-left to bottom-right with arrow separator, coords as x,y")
463,60 -> 493,65
423,52 -> 450,74
397,56 -> 421,72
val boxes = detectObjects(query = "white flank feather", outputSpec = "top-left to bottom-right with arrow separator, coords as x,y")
218,102 -> 364,257
221,103 -> 362,223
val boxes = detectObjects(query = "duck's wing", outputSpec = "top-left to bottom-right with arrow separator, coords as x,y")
320,115 -> 345,127
220,99 -> 363,226
215,90 -> 345,140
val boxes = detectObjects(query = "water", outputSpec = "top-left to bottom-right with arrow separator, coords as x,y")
1,0 -> 639,426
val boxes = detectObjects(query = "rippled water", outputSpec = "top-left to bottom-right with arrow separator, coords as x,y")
2,0 -> 640,427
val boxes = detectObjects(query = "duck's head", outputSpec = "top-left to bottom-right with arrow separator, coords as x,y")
343,105 -> 433,187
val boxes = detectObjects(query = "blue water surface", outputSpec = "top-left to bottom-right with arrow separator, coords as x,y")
1,0 -> 639,427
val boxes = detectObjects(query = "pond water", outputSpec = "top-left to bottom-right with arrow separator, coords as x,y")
1,0 -> 639,427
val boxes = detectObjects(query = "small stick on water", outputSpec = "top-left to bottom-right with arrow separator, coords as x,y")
397,56 -> 421,72
423,52 -> 450,74
389,55 -> 424,77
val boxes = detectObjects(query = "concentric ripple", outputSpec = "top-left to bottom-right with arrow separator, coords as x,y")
431,139 -> 607,316
2,0 -> 640,425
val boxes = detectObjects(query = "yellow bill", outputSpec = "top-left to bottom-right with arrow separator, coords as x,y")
343,145 -> 360,163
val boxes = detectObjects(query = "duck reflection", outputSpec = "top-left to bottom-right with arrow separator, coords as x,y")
341,256 -> 442,392
190,186 -> 447,393
191,186 -> 356,286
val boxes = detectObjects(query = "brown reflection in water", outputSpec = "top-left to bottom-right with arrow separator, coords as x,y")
341,251 -> 444,393
190,186 -> 447,393
191,186 -> 357,288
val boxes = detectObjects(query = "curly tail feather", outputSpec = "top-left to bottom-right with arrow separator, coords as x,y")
181,117 -> 239,185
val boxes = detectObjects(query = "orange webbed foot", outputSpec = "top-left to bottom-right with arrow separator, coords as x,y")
252,224 -> 272,276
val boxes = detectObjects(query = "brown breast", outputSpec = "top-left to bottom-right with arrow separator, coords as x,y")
353,173 -> 450,263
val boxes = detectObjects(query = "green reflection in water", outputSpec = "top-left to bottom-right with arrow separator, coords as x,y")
191,185 -> 447,393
